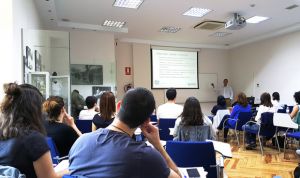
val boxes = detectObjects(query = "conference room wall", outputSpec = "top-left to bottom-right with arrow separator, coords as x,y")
0,0 -> 41,100
115,42 -> 230,107
70,31 -> 116,99
229,30 -> 300,105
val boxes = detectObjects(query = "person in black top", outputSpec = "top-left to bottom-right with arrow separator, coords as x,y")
211,95 -> 227,115
43,96 -> 82,157
92,91 -> 116,131
0,83 -> 65,178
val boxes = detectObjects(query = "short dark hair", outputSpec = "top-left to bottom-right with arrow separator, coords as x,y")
260,92 -> 273,107
86,96 -> 97,109
118,88 -> 155,128
272,92 -> 280,101
166,88 -> 177,100
217,95 -> 226,107
180,97 -> 203,126
294,91 -> 300,104
0,83 -> 45,140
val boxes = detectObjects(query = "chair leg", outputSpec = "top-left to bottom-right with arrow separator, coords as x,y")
235,130 -> 240,146
283,136 -> 288,159
243,131 -> 246,149
258,136 -> 264,155
275,134 -> 281,153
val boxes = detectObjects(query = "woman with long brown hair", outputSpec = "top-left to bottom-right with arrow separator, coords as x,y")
0,83 -> 66,178
92,91 -> 116,131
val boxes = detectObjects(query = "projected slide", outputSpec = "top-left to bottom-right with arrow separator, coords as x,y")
151,49 -> 198,89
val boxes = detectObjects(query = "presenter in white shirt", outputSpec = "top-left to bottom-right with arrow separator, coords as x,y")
156,88 -> 183,122
220,79 -> 233,107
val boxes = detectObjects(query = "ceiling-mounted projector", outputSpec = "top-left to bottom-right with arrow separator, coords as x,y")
225,13 -> 246,30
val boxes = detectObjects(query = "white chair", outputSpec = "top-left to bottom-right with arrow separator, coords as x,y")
212,109 -> 230,130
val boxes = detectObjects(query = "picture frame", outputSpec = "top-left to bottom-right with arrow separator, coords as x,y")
35,50 -> 42,71
71,64 -> 103,85
92,86 -> 111,99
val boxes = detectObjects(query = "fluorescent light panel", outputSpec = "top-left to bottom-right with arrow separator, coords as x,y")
246,16 -> 270,24
113,0 -> 143,9
210,32 -> 231,37
183,7 -> 212,17
103,20 -> 126,28
160,26 -> 181,33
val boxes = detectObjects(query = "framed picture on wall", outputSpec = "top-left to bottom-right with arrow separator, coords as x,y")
25,46 -> 34,72
71,64 -> 103,85
35,50 -> 42,71
92,86 -> 111,99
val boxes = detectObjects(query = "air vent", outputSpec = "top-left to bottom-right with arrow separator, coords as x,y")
194,21 -> 225,30
286,4 -> 298,10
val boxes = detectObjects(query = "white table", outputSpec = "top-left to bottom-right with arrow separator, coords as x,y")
206,140 -> 232,158
273,113 -> 298,129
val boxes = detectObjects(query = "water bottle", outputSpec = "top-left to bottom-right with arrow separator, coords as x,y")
286,106 -> 290,113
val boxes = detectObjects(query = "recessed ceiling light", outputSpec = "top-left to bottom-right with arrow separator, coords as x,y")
246,16 -> 270,24
160,26 -> 181,33
103,20 -> 126,28
183,7 -> 212,17
210,32 -> 232,37
113,0 -> 144,9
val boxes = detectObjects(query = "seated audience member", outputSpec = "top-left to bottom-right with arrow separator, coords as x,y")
43,96 -> 82,157
243,92 -> 275,150
116,84 -> 133,113
157,88 -> 183,121
290,91 -> 300,126
68,88 -> 181,178
0,83 -> 66,178
211,95 -> 227,115
217,92 -> 251,142
92,91 -> 116,131
79,96 -> 98,120
272,92 -> 282,111
173,97 -> 215,141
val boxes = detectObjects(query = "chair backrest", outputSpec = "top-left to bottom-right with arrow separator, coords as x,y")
174,125 -> 211,142
62,175 -> 76,178
260,112 -> 276,137
75,120 -> 92,133
46,137 -> 60,165
277,108 -> 286,113
247,97 -> 255,106
166,141 -> 217,178
158,119 -> 176,140
236,112 -> 253,131
150,115 -> 157,122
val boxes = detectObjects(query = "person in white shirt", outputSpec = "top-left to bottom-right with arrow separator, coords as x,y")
271,92 -> 282,112
156,88 -> 183,122
243,92 -> 275,149
79,96 -> 99,120
216,79 -> 233,107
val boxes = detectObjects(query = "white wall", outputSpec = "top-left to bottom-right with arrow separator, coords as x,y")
13,0 -> 41,83
70,31 -> 116,99
229,31 -> 300,105
115,42 -> 229,107
0,0 -> 41,99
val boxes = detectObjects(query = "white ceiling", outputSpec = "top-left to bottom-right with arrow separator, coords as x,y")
35,0 -> 300,49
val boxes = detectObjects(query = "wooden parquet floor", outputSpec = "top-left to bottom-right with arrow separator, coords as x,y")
223,139 -> 298,178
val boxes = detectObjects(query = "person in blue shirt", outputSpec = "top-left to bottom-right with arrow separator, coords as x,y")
68,87 -> 181,178
217,92 -> 251,142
